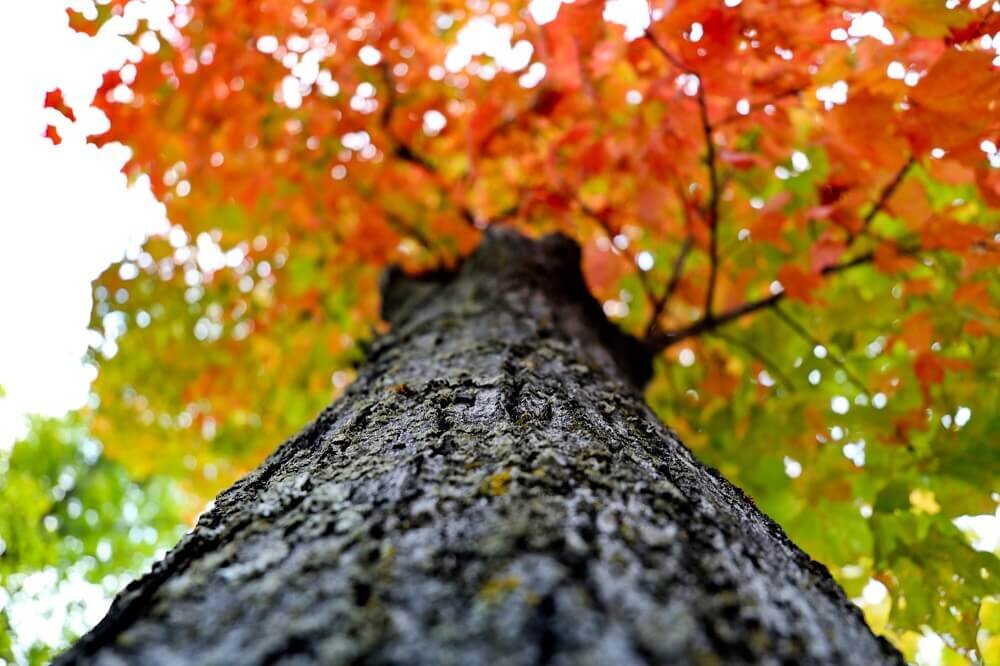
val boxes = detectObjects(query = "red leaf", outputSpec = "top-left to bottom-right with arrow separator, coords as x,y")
541,15 -> 582,91
810,235 -> 846,273
914,351 -> 945,392
914,351 -> 971,400
964,320 -> 989,337
899,312 -> 934,352
719,150 -> 759,170
469,98 -> 501,151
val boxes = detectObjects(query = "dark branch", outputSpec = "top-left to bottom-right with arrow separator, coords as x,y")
643,30 -> 690,73
383,212 -> 435,253
853,156 -> 915,241
646,244 -> 919,351
698,85 -> 722,318
648,292 -> 782,350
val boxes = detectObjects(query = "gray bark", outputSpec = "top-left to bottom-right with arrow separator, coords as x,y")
59,229 -> 901,665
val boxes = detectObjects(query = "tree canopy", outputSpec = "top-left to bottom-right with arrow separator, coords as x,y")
5,0 -> 1000,663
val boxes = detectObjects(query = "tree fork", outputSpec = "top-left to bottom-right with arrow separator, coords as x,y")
58,229 -> 901,665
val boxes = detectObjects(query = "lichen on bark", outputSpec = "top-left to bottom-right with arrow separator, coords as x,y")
58,229 -> 901,665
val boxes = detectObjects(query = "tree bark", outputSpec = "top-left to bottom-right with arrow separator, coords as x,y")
59,229 -> 901,665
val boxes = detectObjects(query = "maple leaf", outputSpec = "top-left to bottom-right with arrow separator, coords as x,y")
777,265 -> 823,303
44,88 -> 75,122
906,49 -> 1000,151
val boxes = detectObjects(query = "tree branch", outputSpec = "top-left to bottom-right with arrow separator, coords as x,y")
383,212 -> 435,253
646,244 -> 919,351
643,30 -> 689,73
379,62 -> 478,230
643,30 -> 722,318
715,89 -> 803,126
852,155 -> 915,242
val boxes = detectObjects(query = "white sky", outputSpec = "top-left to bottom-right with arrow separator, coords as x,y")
0,3 -> 172,659
0,2 -> 168,448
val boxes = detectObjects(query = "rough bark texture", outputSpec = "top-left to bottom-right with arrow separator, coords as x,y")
59,229 -> 902,665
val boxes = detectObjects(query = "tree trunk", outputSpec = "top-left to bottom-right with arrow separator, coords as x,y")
59,229 -> 901,665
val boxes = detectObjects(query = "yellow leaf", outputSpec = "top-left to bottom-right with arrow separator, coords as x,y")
909,488 -> 940,515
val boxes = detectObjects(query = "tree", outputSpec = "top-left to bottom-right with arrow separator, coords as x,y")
31,0 -> 1000,661
59,229 -> 903,664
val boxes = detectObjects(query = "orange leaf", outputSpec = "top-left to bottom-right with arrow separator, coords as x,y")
899,312 -> 934,352
469,98 -> 501,152
914,351 -> 971,400
910,49 -> 1000,117
541,14 -> 582,91
953,281 -> 989,307
907,50 -> 1000,151
920,217 -> 989,251
903,278 -> 935,296
777,265 -> 823,303
44,88 -> 75,121
964,320 -> 988,337
873,243 -> 917,273
828,92 -> 908,169
927,157 -> 975,185
44,125 -> 62,145
886,177 -> 932,228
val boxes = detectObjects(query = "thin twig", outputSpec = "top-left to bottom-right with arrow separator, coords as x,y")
576,198 -> 659,309
383,212 -> 435,252
645,235 -> 693,338
852,156 -> 915,241
643,30 -> 690,73
698,84 -> 722,318
709,329 -> 796,393
379,62 -> 478,230
715,89 -> 803,126
643,29 -> 722,319
649,292 -> 781,349
770,305 -> 868,394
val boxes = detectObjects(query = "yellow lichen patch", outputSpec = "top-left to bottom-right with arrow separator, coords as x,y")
479,575 -> 522,603
482,469 -> 513,496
